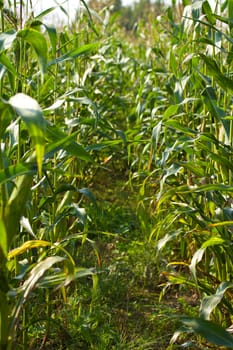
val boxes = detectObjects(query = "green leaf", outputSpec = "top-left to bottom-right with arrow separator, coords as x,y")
192,184 -> 233,192
229,0 -> 233,31
0,102 -> 15,139
202,0 -> 216,25
200,294 -> 223,320
10,256 -> 65,336
0,52 -> 17,91
209,152 -> 233,172
210,220 -> 233,227
38,267 -> 96,288
201,236 -> 225,249
0,219 -> 7,258
4,173 -> 34,245
48,42 -> 99,66
198,132 -> 222,146
190,247 -> 205,281
200,282 -> 233,320
69,203 -> 87,226
34,7 -> 56,20
0,163 -> 36,185
163,104 -> 179,118
190,238 -> 225,282
78,188 -> 97,207
200,55 -> 233,93
8,93 -> 46,177
152,121 -> 162,149
30,20 -> 57,56
0,52 -> 17,76
201,87 -> 229,139
156,230 -> 182,253
180,317 -> 233,347
178,161 -> 205,177
53,184 -> 76,195
17,28 -> 47,78
165,120 -> 197,136
43,99 -> 65,113
45,123 -> 92,162
43,24 -> 57,55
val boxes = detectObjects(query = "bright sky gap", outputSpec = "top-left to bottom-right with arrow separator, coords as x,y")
30,0 -> 137,25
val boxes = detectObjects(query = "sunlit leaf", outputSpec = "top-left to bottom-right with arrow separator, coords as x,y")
190,248 -> 205,281
152,121 -> 162,149
156,230 -> 182,253
201,237 -> 225,249
8,93 -> 46,177
38,267 -> 96,288
8,240 -> 51,259
10,256 -> 65,335
20,217 -> 37,239
0,219 -> 7,258
209,221 -> 233,227
200,282 -> 233,320
163,104 -> 179,118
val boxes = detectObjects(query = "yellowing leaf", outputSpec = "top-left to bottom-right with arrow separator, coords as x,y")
8,240 -> 51,259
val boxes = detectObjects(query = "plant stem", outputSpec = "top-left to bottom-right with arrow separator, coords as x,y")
0,255 -> 9,350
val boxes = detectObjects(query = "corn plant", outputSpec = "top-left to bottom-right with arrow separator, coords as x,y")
3,0 -> 233,347
0,1 -> 104,348
141,0 -> 233,347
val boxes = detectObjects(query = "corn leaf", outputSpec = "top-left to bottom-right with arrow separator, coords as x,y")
8,93 -> 46,177
0,52 -> 17,76
201,237 -> 225,249
200,55 -> 233,93
200,282 -> 233,320
17,29 -> 47,78
165,120 -> 197,136
38,267 -> 96,288
229,0 -> 233,31
31,21 -> 57,55
190,247 -> 205,281
8,240 -> 51,259
45,123 -> 92,162
180,317 -> 233,347
202,0 -> 216,25
0,163 -> 36,185
10,256 -> 65,336
0,219 -> 7,258
48,42 -> 99,66
4,173 -> 34,245
201,87 -> 228,138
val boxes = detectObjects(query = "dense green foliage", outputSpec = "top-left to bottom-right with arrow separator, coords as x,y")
1,0 -> 233,349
